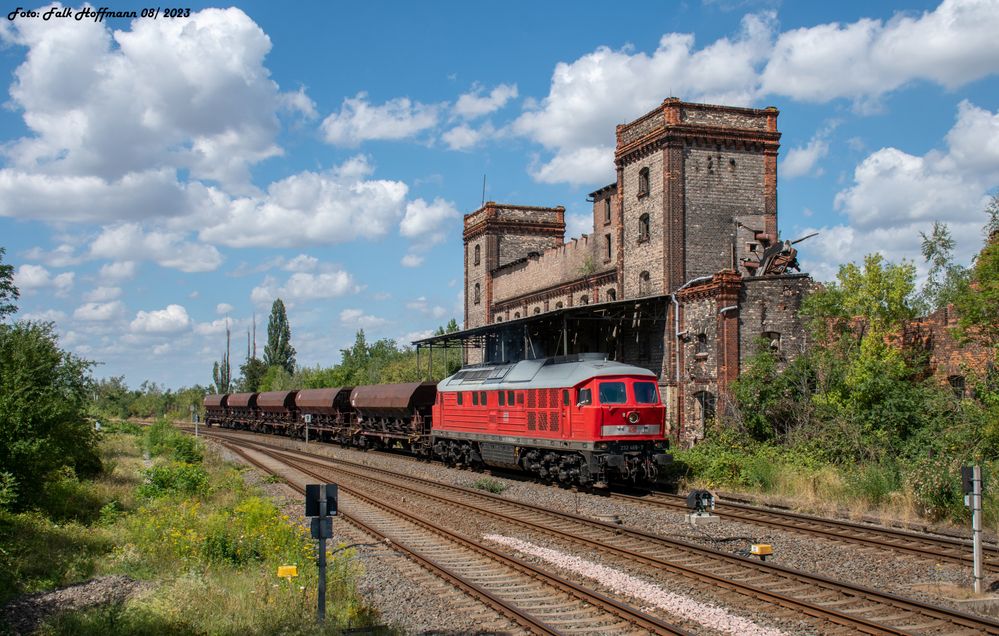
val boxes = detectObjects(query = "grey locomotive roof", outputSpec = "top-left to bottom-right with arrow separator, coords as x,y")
437,353 -> 657,392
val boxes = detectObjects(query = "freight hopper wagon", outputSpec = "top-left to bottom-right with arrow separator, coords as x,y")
293,387 -> 353,443
349,382 -> 437,454
432,354 -> 671,488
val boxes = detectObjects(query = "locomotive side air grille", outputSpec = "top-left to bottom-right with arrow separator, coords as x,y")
551,411 -> 559,432
527,390 -> 537,409
527,412 -> 536,430
539,389 -> 548,409
538,412 -> 548,431
548,389 -> 558,407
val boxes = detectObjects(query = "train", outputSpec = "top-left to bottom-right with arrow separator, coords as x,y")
203,353 -> 672,488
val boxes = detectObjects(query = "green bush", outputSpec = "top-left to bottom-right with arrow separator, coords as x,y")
144,420 -> 202,464
137,463 -> 209,499
0,321 -> 100,510
905,456 -> 964,521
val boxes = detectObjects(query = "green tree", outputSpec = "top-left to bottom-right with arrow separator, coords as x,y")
0,247 -> 18,321
264,299 -> 295,374
919,221 -> 968,311
953,237 -> 999,348
238,356 -> 268,392
0,321 -> 99,508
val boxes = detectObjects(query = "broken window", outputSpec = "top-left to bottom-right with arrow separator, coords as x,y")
473,243 -> 480,266
638,167 -> 650,196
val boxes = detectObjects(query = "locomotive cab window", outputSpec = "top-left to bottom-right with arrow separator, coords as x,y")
480,391 -> 487,405
499,391 -> 505,406
508,390 -> 515,404
634,382 -> 659,404
576,388 -> 592,406
598,382 -> 627,404
562,390 -> 569,406
457,392 -> 463,405
472,392 -> 478,406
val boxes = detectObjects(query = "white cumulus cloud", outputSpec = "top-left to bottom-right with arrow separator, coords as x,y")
453,83 -> 518,119
14,264 -> 74,296
321,92 -> 440,146
130,304 -> 192,334
198,156 -> 409,248
761,0 -> 999,107
339,308 -> 388,328
251,270 -> 360,305
74,300 -> 125,322
89,223 -> 222,273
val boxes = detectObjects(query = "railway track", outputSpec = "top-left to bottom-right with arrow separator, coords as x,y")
191,422 -> 998,577
205,430 -> 999,635
614,491 -> 999,575
220,439 -> 690,635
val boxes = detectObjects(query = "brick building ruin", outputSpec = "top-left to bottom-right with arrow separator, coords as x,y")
418,98 -> 818,446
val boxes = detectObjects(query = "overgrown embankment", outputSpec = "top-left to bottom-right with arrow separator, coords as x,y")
1,420 -> 380,635
672,248 -> 999,531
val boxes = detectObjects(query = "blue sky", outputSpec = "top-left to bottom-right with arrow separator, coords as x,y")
1,0 -> 997,389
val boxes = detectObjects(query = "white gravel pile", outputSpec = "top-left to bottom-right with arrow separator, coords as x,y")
486,533 -> 787,636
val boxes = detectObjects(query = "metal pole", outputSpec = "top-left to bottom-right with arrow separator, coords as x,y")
305,420 -> 309,445
318,498 -> 327,623
973,465 -> 983,594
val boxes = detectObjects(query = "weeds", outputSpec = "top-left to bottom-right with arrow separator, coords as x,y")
472,477 -> 507,494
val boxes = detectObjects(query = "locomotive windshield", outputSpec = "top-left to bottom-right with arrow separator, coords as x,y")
634,382 -> 659,404
598,382 -> 627,404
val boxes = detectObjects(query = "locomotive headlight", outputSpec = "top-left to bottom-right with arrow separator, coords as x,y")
627,411 -> 640,424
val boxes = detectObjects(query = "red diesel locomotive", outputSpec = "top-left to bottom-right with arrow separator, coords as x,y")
203,353 -> 671,487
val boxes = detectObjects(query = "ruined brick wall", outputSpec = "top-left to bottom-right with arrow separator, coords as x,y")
684,146 -> 767,279
462,203 -> 565,334
680,105 -> 769,130
738,274 -> 814,369
903,306 -> 994,389
621,151 -> 666,298
615,99 -> 780,297
491,235 -> 612,303
678,294 -> 722,446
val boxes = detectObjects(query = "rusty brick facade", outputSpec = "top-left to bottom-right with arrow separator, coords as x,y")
461,99 -> 813,445
903,305 -> 994,395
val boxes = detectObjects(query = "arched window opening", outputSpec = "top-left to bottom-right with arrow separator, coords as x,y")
638,167 -> 650,196
473,283 -> 480,305
696,333 -> 708,355
533,307 -> 541,314
949,375 -> 966,398
693,391 -> 716,430
606,288 -> 616,302
604,198 -> 612,224
555,301 -> 564,309
513,311 -> 520,319
579,295 -> 589,305
638,214 -> 650,242
639,271 -> 651,296
495,316 -> 503,323
762,331 -> 781,353
604,234 -> 612,261
473,244 -> 480,266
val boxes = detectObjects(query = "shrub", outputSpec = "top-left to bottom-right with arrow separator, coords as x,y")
905,456 -> 964,521
144,420 -> 202,464
137,463 -> 209,499
0,321 -> 100,509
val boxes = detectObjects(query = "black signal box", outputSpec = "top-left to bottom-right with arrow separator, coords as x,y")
962,466 -> 975,494
305,483 -> 338,517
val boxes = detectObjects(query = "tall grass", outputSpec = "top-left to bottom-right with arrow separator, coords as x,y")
0,424 -> 380,634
